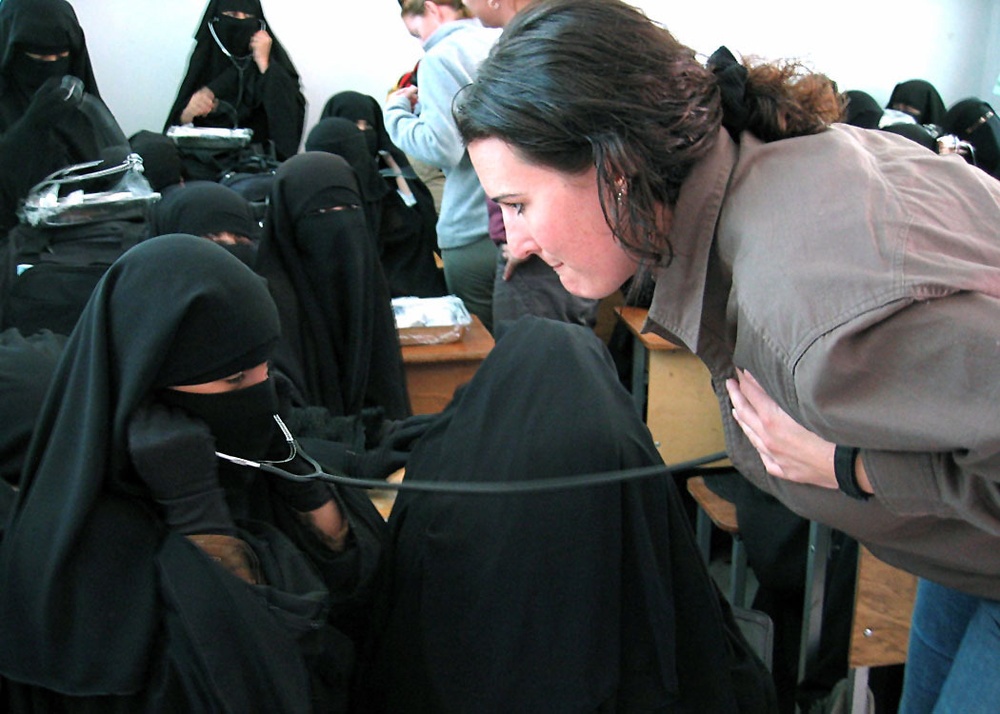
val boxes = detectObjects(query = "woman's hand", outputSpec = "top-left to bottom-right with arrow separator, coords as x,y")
250,29 -> 272,73
180,86 -> 217,124
725,369 -> 839,489
388,86 -> 419,112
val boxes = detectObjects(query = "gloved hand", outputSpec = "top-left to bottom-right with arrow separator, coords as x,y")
21,75 -> 84,129
128,401 -> 235,535
270,472 -> 332,513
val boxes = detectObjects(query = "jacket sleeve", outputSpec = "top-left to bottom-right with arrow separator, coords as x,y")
793,290 -> 1000,533
383,50 -> 468,170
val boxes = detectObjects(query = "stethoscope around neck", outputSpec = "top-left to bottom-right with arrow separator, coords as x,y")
215,415 -> 726,495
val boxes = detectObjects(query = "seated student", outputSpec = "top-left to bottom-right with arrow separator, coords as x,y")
943,97 -> 1000,181
0,234 -> 387,712
842,90 -> 884,129
164,0 -> 305,180
255,151 -> 412,421
357,316 -> 776,713
886,78 -> 947,130
149,179 -> 260,265
128,129 -> 185,195
0,0 -> 128,236
306,113 -> 446,298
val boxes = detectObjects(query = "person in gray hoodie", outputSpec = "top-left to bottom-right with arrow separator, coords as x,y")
384,0 -> 499,332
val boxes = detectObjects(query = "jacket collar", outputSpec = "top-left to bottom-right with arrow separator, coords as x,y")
646,127 -> 737,351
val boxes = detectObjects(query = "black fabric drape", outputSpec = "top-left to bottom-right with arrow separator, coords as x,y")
358,316 -> 777,713
0,327 -> 65,485
255,151 -> 411,420
0,235 -> 386,711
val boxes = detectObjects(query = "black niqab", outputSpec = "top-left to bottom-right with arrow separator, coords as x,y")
255,151 -> 411,419
316,91 -> 446,298
359,317 -> 776,713
887,78 -> 947,126
944,98 -> 1000,180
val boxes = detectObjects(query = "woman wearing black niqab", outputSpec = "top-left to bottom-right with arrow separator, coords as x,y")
318,90 -> 446,298
358,316 -> 777,713
0,0 -> 126,234
944,97 -> 1000,180
165,0 -> 305,178
887,78 -> 947,128
0,234 -> 386,712
255,151 -> 412,420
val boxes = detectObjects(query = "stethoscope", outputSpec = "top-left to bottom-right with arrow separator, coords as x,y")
207,16 -> 267,61
215,415 -> 729,495
205,16 -> 268,124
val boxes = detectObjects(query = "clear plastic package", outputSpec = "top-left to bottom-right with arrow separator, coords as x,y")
392,295 -> 472,345
19,153 -> 160,227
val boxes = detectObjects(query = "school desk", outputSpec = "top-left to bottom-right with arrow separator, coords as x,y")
400,313 -> 495,415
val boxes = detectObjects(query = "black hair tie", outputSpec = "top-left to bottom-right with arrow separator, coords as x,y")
707,46 -> 749,141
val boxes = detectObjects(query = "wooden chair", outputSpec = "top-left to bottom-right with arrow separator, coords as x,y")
686,474 -> 751,608
845,545 -> 917,712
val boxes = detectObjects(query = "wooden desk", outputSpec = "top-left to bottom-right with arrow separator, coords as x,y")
615,306 -> 726,465
401,314 -> 495,414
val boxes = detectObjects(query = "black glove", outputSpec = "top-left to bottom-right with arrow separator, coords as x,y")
270,471 -> 333,513
21,75 -> 85,129
376,413 -> 438,452
128,401 -> 235,535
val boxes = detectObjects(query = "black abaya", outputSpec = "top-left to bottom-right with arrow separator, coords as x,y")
359,316 -> 777,713
319,91 -> 446,298
164,0 -> 305,178
255,151 -> 412,420
0,235 -> 386,712
0,0 -> 126,234
307,113 -> 446,299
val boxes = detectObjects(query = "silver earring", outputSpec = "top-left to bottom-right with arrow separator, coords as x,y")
488,0 -> 501,8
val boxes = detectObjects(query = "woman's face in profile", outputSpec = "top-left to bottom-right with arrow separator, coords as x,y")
468,137 -> 639,300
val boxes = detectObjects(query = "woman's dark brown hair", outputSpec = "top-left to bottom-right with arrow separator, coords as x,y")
456,0 -> 842,269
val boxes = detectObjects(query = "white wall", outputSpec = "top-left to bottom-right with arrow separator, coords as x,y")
68,0 -> 1000,141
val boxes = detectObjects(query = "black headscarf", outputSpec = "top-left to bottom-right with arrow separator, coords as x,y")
322,90 -> 411,170
359,317 -> 776,713
887,78 -> 947,127
255,151 -> 411,420
149,179 -> 259,240
315,92 -> 446,298
306,117 -> 388,236
128,129 -> 183,193
843,90 -> 884,130
164,0 -> 305,163
944,98 -> 1000,180
0,0 -> 99,112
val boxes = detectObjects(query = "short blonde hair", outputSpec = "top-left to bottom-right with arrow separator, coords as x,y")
400,0 -> 471,18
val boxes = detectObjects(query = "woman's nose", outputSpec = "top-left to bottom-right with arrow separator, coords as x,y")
503,219 -> 538,260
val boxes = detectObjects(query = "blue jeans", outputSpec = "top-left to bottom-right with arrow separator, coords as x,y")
899,578 -> 1000,713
